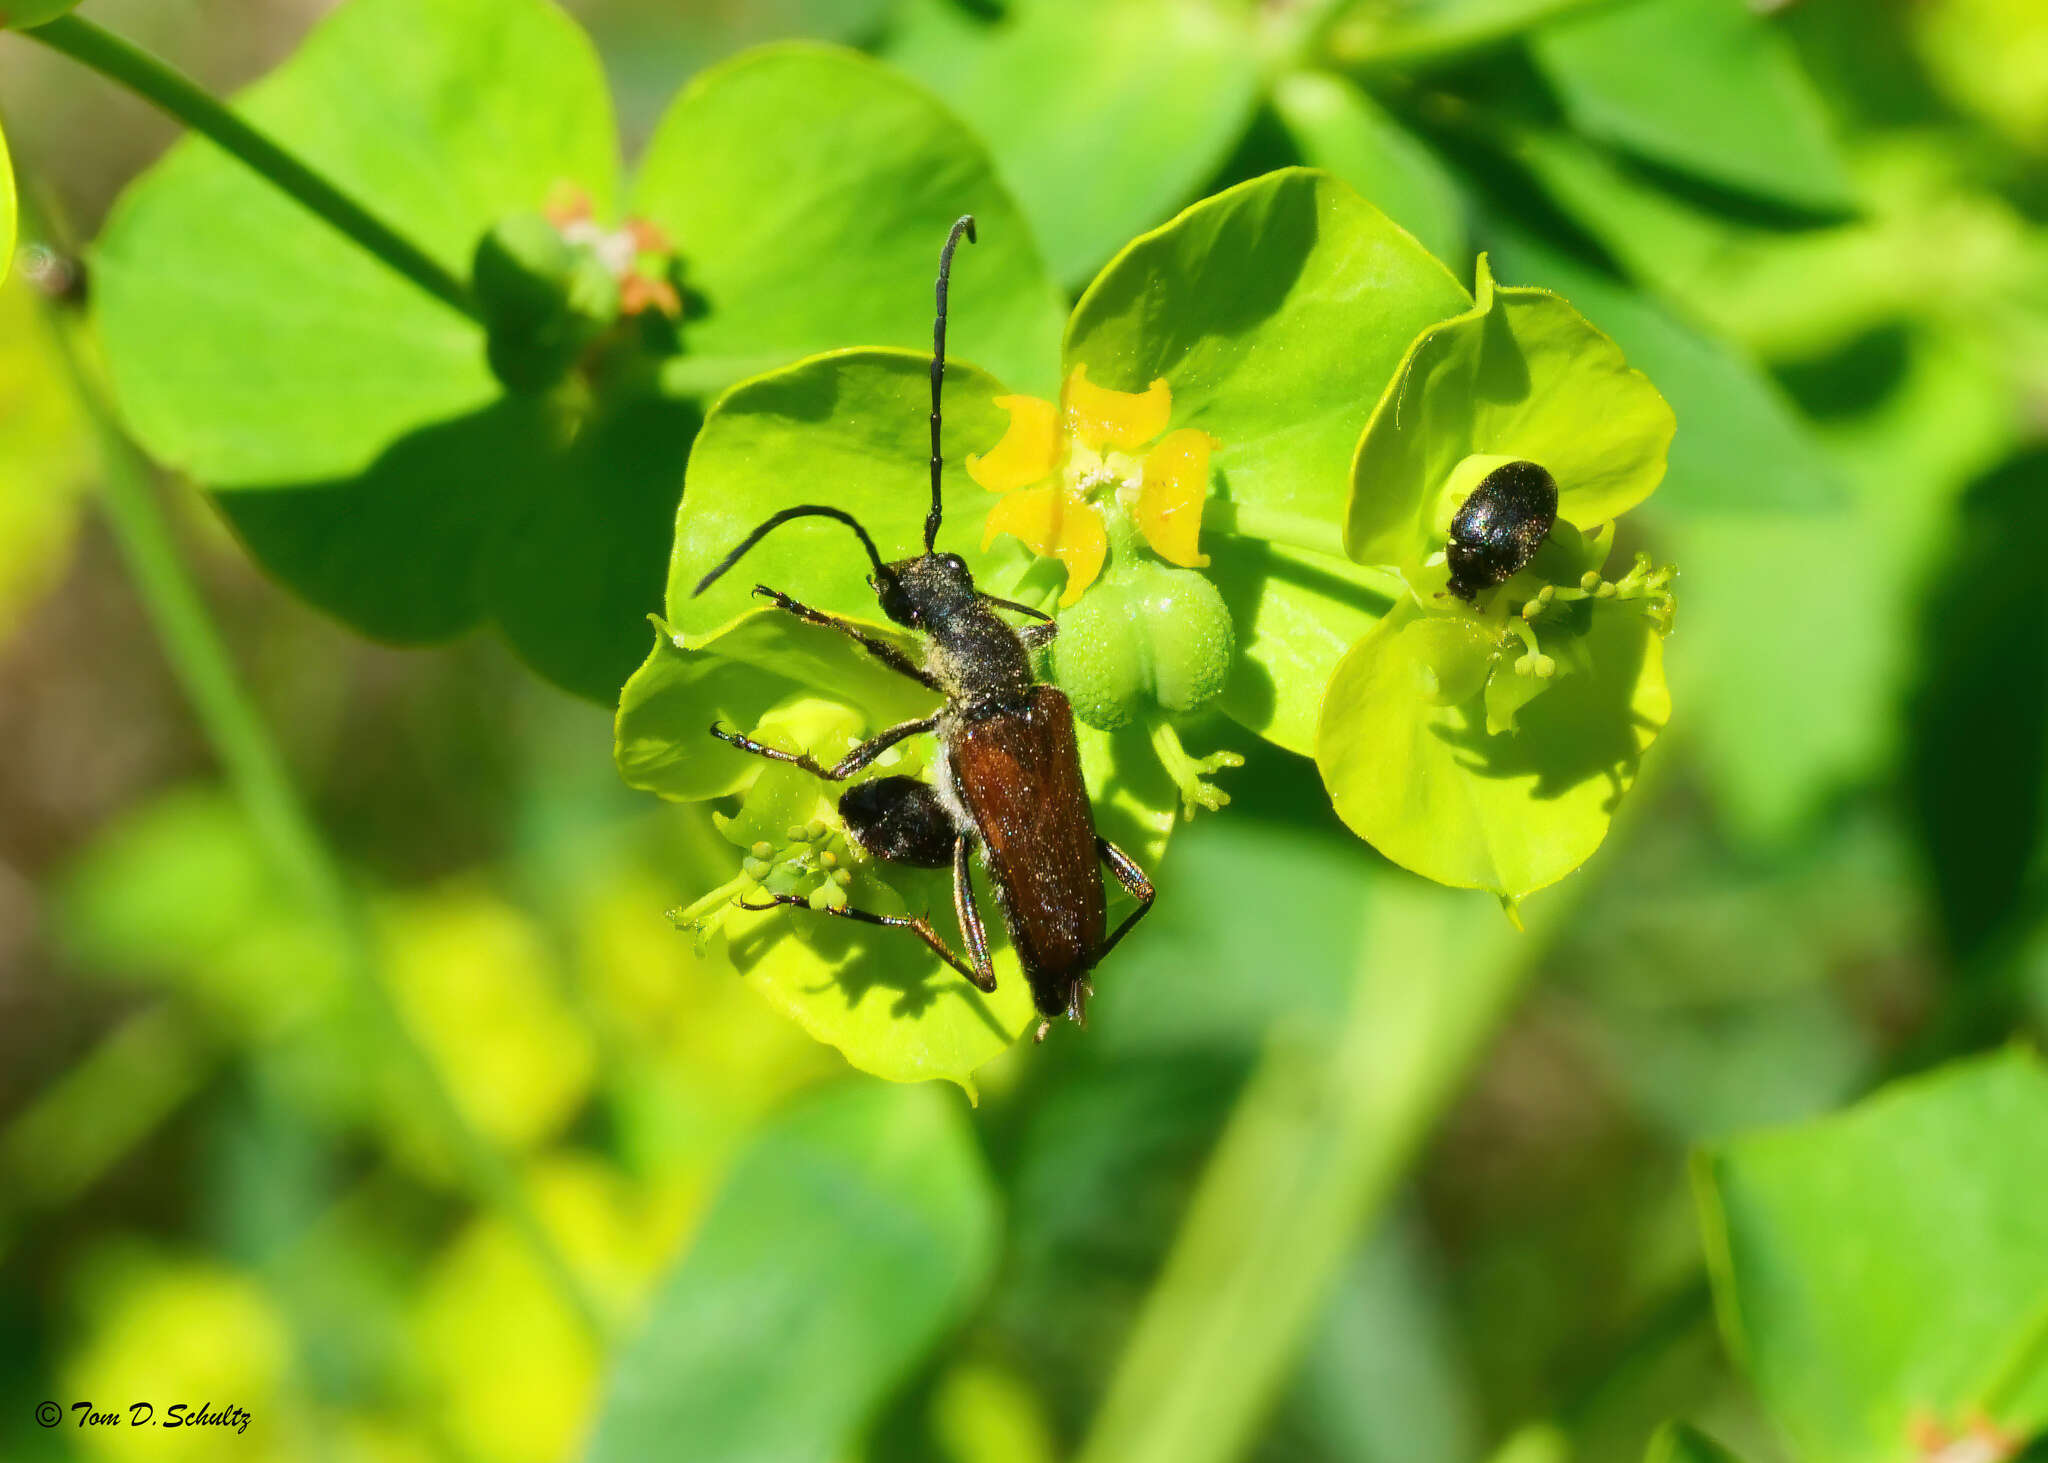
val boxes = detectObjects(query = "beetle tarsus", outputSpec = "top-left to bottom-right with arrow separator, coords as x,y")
737,891 -> 986,988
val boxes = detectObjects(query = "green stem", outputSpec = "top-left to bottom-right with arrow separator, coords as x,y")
24,15 -> 476,322
28,238 -> 601,1344
1074,879 -> 1561,1463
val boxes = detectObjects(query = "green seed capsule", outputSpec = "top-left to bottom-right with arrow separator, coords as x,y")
832,867 -> 854,888
806,820 -> 829,843
786,825 -> 808,844
742,856 -> 772,881
750,841 -> 773,860
1051,561 -> 1236,731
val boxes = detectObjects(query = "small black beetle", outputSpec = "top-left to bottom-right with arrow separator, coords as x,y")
1445,459 -> 1558,600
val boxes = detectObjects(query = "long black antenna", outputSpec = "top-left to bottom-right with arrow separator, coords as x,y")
927,214 -> 977,553
693,506 -> 891,597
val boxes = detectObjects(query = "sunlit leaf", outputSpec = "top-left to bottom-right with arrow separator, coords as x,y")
587,1081 -> 998,1463
1345,254 -> 1673,574
1532,0 -> 1855,213
884,0 -> 1262,289
633,42 -> 1065,398
1073,169 -> 1469,539
1696,1050 -> 2048,1463
1316,597 -> 1669,897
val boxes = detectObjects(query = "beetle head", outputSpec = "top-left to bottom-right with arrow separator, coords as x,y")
873,552 -> 976,629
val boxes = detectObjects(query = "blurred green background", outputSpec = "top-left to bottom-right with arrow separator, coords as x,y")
2,1 -> 2046,1461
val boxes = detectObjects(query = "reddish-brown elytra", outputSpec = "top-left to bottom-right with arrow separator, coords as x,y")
694,216 -> 1153,1038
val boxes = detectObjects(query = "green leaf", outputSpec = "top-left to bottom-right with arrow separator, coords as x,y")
0,0 -> 81,28
1479,220 -> 1849,515
633,43 -> 1065,399
1208,539 -> 1398,757
1316,596 -> 1669,897
1345,254 -> 1674,574
1073,169 -> 1469,538
1697,1050 -> 2048,1463
1644,1421 -> 1748,1463
668,349 -> 1019,642
92,0 -> 618,487
1532,0 -> 1855,213
884,0 -> 1263,289
1268,71 -> 1467,268
586,1081 -> 999,1463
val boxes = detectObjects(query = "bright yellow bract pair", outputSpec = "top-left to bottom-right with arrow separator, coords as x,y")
966,365 -> 1216,606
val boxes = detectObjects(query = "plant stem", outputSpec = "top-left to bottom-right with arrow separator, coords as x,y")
1075,876 -> 1560,1463
27,227 -> 601,1343
23,14 -> 476,322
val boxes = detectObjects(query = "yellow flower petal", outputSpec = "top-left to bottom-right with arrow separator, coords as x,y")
1137,428 -> 1217,568
1063,363 -> 1170,452
966,394 -> 1061,493
980,485 -> 1108,606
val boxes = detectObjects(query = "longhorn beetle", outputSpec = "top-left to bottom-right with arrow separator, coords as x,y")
695,216 -> 1155,1040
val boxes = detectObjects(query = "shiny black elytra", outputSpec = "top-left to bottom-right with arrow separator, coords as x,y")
693,216 -> 1154,1038
1445,459 -> 1559,601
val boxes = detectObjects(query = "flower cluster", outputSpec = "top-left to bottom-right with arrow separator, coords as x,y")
968,365 -> 1215,605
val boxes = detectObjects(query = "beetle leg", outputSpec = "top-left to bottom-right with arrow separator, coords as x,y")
951,835 -> 998,992
753,584 -> 941,691
1096,836 -> 1156,958
710,714 -> 938,781
1018,620 -> 1058,653
737,893 -> 988,988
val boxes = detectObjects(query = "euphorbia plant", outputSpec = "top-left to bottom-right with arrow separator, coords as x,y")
622,169 -> 1485,1083
618,172 -> 1683,1083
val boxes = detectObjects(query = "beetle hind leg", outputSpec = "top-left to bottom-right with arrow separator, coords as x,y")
1096,836 -> 1156,959
737,893 -> 995,993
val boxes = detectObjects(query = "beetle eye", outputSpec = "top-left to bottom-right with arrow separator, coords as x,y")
942,553 -> 967,573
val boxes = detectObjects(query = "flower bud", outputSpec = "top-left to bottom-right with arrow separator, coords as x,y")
471,211 -> 619,394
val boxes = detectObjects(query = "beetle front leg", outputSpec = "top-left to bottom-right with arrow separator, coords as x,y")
737,893 -> 990,990
710,714 -> 938,781
753,584 -> 940,691
1096,836 -> 1156,959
